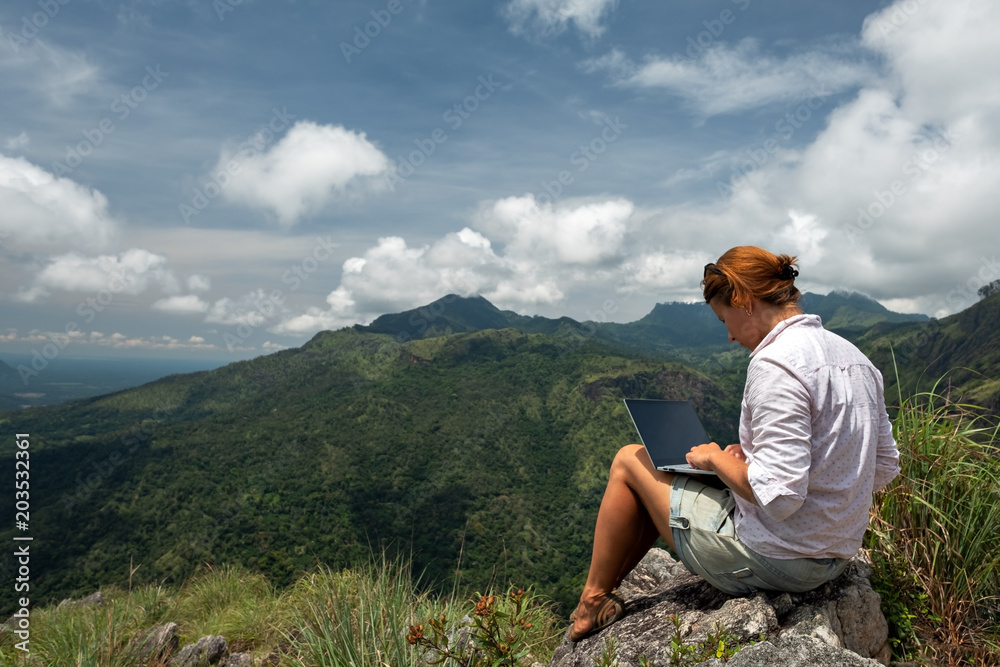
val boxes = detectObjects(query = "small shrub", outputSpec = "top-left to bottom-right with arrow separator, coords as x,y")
407,585 -> 559,667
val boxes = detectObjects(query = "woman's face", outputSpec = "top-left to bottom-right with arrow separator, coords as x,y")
709,298 -> 761,350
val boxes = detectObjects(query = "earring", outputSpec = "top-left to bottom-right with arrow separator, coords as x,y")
745,308 -> 752,316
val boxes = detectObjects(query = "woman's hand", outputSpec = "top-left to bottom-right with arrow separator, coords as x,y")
686,442 -> 723,470
687,442 -> 757,505
723,444 -> 746,462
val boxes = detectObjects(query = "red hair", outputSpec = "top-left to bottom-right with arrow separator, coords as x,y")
702,246 -> 800,309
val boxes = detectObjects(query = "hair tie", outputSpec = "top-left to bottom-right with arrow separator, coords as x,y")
778,264 -> 799,281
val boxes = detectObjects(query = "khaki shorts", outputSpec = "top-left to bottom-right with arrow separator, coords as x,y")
669,474 -> 849,596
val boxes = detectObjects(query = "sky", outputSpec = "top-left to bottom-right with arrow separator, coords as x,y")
1,0 -> 999,363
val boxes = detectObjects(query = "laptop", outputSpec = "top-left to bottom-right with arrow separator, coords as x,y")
623,398 -> 718,476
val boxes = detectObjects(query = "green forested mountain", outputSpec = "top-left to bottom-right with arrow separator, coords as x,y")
859,292 -> 1000,411
0,328 -> 737,617
799,290 -> 930,338
360,290 -> 927,355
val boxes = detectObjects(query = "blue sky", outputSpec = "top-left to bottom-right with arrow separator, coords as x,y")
1,0 -> 998,362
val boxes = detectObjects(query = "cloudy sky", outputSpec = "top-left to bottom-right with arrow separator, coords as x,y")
1,0 -> 998,361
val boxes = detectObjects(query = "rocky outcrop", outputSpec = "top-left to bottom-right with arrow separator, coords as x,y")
57,591 -> 105,609
172,634 -> 228,666
134,622 -> 180,662
549,548 -> 890,667
221,653 -> 253,667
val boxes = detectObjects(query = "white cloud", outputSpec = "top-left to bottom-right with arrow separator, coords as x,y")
205,289 -> 284,327
503,0 -> 619,38
0,39 -> 100,107
9,329 -> 217,351
270,197 -> 635,336
3,132 -> 29,151
646,0 -> 1000,316
476,195 -> 633,265
862,0 -> 1000,128
301,231 -> 510,326
583,41 -> 873,116
0,154 -> 117,252
11,286 -> 49,303
34,248 -> 179,295
621,250 -> 711,292
187,274 -> 211,292
218,120 -> 390,226
152,295 -> 210,314
773,210 -> 827,268
89,333 -> 217,351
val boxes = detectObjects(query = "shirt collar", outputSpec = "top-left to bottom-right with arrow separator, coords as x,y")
749,313 -> 822,357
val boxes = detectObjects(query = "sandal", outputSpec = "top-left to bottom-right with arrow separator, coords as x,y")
568,589 -> 625,641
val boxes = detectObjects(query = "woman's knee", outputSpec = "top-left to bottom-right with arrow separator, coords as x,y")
610,444 -> 651,480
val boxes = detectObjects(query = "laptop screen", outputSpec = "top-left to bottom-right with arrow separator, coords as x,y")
624,399 -> 713,472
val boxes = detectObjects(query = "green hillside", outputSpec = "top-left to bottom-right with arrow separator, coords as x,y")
860,292 -> 1000,411
0,328 -> 737,617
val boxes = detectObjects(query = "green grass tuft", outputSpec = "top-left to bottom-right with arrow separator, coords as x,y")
868,378 -> 1000,665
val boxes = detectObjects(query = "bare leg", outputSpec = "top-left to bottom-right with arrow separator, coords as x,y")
571,444 -> 677,638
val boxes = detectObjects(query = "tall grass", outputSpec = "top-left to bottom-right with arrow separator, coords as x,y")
0,584 -> 178,666
0,557 -> 560,666
173,564 -> 288,653
868,381 -> 1000,665
281,555 -> 561,667
281,555 -> 439,667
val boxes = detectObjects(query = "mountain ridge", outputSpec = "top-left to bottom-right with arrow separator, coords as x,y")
357,290 -> 928,354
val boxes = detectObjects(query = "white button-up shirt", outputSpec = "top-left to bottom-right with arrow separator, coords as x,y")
734,314 -> 900,559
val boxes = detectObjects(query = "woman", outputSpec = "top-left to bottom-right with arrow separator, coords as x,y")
569,246 -> 900,641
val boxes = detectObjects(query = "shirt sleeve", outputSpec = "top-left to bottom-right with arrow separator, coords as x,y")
744,358 -> 813,522
872,395 -> 901,492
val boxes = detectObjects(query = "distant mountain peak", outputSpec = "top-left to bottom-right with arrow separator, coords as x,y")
356,294 -> 509,342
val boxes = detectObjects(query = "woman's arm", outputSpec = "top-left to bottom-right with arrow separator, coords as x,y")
686,443 -> 758,505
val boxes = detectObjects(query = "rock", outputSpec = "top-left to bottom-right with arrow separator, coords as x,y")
262,629 -> 300,665
57,591 -> 105,609
171,634 -> 228,666
221,653 -> 253,667
548,549 -> 891,667
725,634 -> 884,666
134,622 -> 179,661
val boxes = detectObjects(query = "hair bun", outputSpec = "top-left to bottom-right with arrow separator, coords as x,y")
778,264 -> 799,281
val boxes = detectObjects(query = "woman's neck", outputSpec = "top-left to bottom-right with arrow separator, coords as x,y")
753,301 -> 803,337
